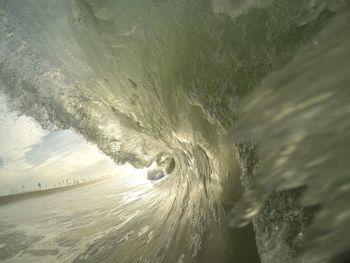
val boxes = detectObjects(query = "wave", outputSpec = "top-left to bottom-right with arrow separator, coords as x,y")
0,0 -> 349,262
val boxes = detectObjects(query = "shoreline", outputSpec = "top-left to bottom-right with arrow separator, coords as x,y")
0,175 -> 114,207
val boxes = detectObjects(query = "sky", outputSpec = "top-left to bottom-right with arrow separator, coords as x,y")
0,94 -> 126,196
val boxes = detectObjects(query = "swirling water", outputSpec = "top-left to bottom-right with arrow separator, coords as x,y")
0,0 -> 349,262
